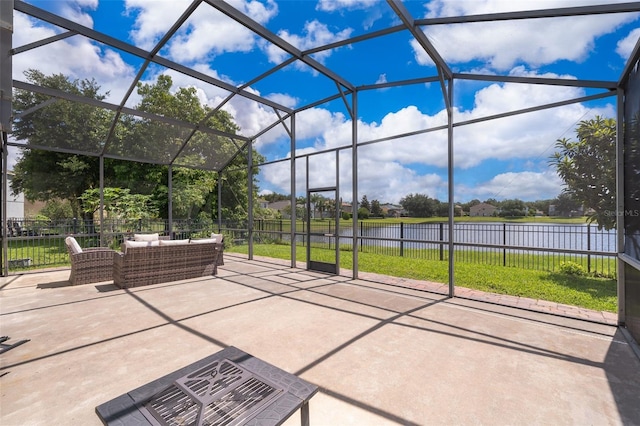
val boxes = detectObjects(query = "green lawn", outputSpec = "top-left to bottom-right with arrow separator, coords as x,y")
228,243 -> 617,313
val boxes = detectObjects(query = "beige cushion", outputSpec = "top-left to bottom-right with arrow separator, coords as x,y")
159,239 -> 189,246
123,240 -> 159,253
210,233 -> 224,243
190,238 -> 217,244
65,236 -> 82,254
134,233 -> 159,242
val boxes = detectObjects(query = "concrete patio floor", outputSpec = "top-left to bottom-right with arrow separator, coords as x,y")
1,254 -> 640,425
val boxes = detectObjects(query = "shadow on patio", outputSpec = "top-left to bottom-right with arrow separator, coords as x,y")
1,254 -> 639,425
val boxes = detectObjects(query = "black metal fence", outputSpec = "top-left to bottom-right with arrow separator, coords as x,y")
3,218 -> 617,276
252,219 -> 617,276
2,218 -> 222,272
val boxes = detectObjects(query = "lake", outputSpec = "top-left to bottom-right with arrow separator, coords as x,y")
334,222 -> 617,253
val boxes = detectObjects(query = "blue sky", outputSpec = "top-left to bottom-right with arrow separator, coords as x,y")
11,0 -> 640,204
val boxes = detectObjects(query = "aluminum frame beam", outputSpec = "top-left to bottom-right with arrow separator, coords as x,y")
0,0 -> 12,133
415,2 -> 640,25
387,0 -> 452,79
10,31 -> 75,55
455,73 -> 618,90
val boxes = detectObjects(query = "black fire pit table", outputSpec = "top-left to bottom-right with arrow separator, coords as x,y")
96,346 -> 319,426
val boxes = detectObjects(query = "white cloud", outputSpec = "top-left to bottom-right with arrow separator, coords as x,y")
255,67 -> 614,202
355,159 -> 446,203
125,0 -> 350,74
12,13 -> 136,103
451,74 -> 615,169
316,0 -> 379,12
264,93 -> 299,109
226,95 -> 284,139
292,68 -> 615,171
616,27 -> 640,59
414,0 -> 639,70
125,0 -> 277,59
316,0 -> 386,30
458,170 -> 564,201
375,74 -> 388,84
59,0 -> 98,28
125,0 -> 190,49
267,20 -> 353,65
258,147 -> 447,203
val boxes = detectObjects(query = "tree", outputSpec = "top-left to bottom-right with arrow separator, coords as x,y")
283,201 -> 305,220
11,70 -> 108,218
399,193 -> 437,217
360,195 -> 370,213
460,199 -> 481,213
549,116 -> 616,229
499,199 -> 528,217
79,187 -> 157,219
170,168 -> 216,219
434,200 -> 448,217
12,71 -> 260,222
120,74 -> 261,222
40,199 -> 74,220
261,192 -> 289,203
529,199 -> 554,216
370,199 -> 382,217
309,193 -> 325,219
552,193 -> 582,217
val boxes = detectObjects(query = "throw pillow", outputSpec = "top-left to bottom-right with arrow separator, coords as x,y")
134,233 -> 159,241
123,240 -> 159,253
65,236 -> 83,254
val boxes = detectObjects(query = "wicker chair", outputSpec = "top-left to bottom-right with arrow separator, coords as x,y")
65,236 -> 117,286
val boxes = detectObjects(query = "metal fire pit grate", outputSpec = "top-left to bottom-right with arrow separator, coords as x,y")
140,359 -> 283,426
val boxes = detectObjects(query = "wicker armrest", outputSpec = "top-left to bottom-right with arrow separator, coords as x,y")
69,248 -> 117,286
81,247 -> 117,254
73,248 -> 116,262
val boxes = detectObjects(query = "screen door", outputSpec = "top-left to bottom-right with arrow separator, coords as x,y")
306,188 -> 339,274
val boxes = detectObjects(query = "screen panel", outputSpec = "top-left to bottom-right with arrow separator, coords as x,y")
624,65 -> 640,260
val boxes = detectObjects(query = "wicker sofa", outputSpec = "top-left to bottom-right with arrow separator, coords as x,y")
113,237 -> 223,289
65,236 -> 117,286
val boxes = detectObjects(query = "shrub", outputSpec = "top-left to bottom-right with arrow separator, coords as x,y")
357,207 -> 370,219
559,261 -> 586,276
40,199 -> 73,220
